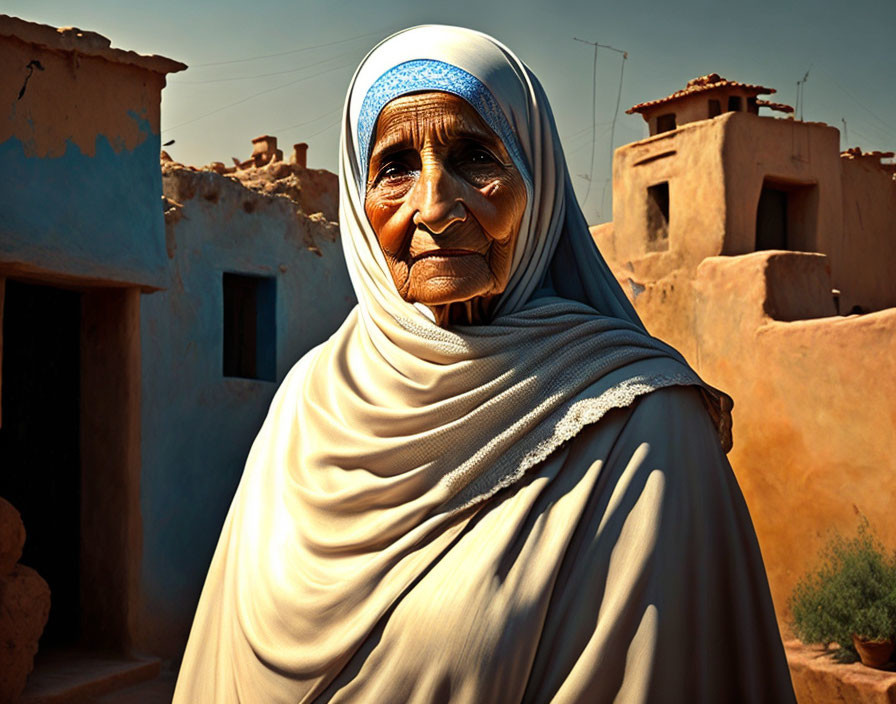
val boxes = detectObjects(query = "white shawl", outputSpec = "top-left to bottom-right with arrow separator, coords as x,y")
173,26 -> 740,703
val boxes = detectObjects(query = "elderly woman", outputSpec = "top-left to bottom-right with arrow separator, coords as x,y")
174,26 -> 795,703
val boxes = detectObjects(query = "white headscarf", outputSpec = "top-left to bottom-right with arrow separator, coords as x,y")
174,25 -> 732,702
343,24 -> 643,327
328,24 -> 730,512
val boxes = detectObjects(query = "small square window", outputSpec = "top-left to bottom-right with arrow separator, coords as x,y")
708,99 -> 721,118
656,113 -> 677,133
222,273 -> 276,381
727,96 -> 742,112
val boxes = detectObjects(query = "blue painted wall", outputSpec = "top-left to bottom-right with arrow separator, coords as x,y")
138,170 -> 355,654
0,114 -> 168,288
2,56 -> 354,655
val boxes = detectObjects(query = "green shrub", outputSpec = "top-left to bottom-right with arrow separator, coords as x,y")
789,519 -> 896,662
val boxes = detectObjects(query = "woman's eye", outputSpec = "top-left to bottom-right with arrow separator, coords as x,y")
381,162 -> 409,179
454,144 -> 503,186
373,151 -> 419,187
471,149 -> 497,164
463,147 -> 497,165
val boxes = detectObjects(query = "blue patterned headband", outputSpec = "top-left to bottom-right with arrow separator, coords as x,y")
356,59 -> 529,190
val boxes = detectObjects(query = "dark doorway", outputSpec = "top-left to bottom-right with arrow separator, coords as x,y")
756,185 -> 788,250
755,178 -> 819,252
0,279 -> 81,648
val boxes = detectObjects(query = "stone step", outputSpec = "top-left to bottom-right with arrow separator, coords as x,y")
19,651 -> 161,704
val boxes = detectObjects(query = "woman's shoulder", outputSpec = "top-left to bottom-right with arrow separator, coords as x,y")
567,382 -> 725,465
630,382 -> 710,418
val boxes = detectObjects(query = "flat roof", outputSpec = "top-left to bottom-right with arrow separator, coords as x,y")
0,14 -> 186,75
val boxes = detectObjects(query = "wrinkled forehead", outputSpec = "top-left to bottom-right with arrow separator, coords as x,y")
370,93 -> 510,158
348,26 -> 532,190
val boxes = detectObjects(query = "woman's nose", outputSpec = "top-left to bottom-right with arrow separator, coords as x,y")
409,160 -> 467,234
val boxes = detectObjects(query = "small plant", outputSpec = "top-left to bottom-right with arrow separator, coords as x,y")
789,519 -> 896,663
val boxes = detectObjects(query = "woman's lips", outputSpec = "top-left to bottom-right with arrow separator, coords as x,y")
411,249 -> 481,263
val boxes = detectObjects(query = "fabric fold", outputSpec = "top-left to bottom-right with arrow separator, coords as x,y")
172,24 -> 794,704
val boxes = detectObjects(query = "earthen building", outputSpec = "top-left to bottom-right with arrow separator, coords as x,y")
596,73 -> 896,702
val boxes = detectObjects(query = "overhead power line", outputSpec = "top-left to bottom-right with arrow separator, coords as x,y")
192,27 -> 392,67
272,106 -> 342,136
565,120 -> 614,144
173,50 -> 357,85
163,60 -> 355,133
303,117 -> 342,141
816,66 -> 896,143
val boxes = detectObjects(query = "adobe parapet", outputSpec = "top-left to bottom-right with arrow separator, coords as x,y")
0,14 -> 186,76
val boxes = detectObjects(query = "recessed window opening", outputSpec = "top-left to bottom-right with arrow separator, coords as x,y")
656,113 -> 677,133
223,273 -> 276,381
708,99 -> 721,118
727,96 -> 742,112
756,186 -> 788,250
646,182 -> 670,251
755,178 -> 819,252
747,96 -> 759,114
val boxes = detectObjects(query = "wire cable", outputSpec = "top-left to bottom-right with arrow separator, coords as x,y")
163,61 -> 355,134
602,51 -> 627,217
304,117 -> 342,141
582,42 -> 598,205
191,28 -> 391,68
272,107 -> 342,136
817,67 -> 896,142
173,50 -> 357,85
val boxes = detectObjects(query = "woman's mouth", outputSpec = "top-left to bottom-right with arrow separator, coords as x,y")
411,249 -> 480,263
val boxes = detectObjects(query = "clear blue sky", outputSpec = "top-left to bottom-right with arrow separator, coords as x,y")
7,0 -> 895,223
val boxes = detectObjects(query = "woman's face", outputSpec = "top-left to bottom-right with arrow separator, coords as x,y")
364,91 -> 528,326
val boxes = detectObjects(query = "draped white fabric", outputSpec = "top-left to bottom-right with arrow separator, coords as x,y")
172,26 -> 796,703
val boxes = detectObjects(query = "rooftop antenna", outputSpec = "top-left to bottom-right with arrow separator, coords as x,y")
573,37 -> 628,217
796,65 -> 811,121
602,49 -> 628,219
574,37 -> 600,207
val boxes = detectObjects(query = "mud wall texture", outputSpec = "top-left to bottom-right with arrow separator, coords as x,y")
594,108 -> 895,628
595,112 -> 895,628
839,156 -> 896,313
0,23 -> 182,289
692,252 -> 896,630
0,14 -> 357,664
137,164 -> 355,656
599,242 -> 896,630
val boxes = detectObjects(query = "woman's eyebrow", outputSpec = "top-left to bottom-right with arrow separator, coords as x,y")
369,131 -> 412,162
450,127 -> 502,148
